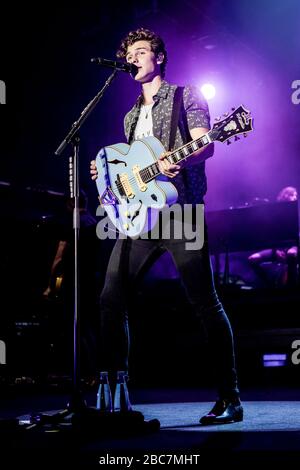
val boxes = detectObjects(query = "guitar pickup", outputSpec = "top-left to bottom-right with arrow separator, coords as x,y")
132,165 -> 147,192
119,173 -> 135,199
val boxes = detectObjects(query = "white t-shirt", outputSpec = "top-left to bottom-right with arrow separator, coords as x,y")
134,103 -> 154,140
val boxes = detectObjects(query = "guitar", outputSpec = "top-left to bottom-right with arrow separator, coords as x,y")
95,104 -> 253,237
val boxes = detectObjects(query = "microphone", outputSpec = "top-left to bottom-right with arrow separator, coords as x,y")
91,57 -> 138,75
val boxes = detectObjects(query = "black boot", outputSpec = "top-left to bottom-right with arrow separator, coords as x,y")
200,398 -> 243,425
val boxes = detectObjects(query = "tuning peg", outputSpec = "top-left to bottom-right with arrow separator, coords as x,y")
234,136 -> 240,141
223,112 -> 229,117
243,133 -> 247,138
231,107 -> 235,111
226,139 -> 232,145
215,116 -> 221,122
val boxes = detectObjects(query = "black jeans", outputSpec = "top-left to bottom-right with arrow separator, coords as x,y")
99,225 -> 239,399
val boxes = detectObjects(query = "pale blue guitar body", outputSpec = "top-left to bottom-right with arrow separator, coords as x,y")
94,105 -> 253,237
95,136 -> 178,237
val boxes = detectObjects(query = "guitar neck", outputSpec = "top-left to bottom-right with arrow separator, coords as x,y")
140,130 -> 214,183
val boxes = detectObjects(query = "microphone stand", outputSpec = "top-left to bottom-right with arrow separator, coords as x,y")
23,68 -> 160,436
55,70 -> 119,414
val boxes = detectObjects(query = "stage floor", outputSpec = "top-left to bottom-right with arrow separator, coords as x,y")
1,387 -> 300,466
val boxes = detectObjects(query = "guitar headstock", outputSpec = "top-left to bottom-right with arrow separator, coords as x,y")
210,105 -> 253,144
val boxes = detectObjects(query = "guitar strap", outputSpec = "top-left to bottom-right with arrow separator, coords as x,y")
169,86 -> 183,151
169,86 -> 190,185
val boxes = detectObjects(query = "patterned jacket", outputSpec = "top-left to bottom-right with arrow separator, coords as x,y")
124,80 -> 213,205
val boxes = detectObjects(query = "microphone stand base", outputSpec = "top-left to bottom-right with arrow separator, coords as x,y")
23,408 -> 160,438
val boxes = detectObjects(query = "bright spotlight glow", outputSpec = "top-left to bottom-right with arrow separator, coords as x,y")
201,83 -> 216,100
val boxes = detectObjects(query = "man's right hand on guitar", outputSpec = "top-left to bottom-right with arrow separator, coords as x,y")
90,160 -> 98,180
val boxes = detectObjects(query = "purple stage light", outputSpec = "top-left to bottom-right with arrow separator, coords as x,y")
263,354 -> 287,367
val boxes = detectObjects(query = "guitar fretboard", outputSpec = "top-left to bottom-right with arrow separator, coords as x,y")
140,131 -> 213,183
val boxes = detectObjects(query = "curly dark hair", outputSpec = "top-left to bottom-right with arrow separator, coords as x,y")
116,28 -> 167,78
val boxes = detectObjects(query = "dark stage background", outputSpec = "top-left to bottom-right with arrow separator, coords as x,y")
0,0 -> 300,387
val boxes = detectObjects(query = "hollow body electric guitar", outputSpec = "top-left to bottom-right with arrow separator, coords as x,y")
95,105 -> 253,237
